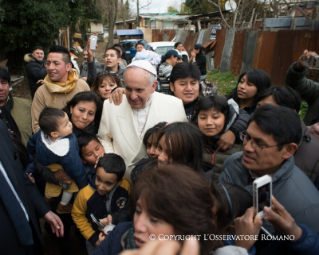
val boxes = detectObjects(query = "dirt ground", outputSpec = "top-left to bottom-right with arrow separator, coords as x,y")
10,41 -> 108,255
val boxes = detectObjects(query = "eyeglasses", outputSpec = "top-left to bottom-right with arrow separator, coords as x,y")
239,131 -> 284,152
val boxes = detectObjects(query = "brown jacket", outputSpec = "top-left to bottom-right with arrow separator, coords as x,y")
294,121 -> 319,183
31,78 -> 90,133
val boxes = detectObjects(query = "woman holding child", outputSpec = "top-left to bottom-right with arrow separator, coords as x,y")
63,91 -> 102,135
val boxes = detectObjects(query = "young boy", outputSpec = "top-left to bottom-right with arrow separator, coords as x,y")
78,133 -> 131,193
27,107 -> 87,214
71,153 -> 128,254
77,133 -> 105,172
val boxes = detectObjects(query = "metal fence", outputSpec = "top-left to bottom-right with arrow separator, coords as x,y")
217,29 -> 319,85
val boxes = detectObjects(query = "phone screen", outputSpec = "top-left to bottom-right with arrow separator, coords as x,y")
257,183 -> 271,212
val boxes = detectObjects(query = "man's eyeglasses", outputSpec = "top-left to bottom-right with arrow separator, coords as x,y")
239,131 -> 284,152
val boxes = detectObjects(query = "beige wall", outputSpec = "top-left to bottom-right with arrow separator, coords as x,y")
137,27 -> 153,42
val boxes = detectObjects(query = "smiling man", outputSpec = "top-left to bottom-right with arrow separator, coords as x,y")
97,60 -> 187,180
31,45 -> 90,133
24,46 -> 47,99
219,105 -> 319,234
87,43 -> 126,87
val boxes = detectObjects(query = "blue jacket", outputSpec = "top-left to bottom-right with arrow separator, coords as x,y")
27,130 -> 88,189
92,221 -> 132,255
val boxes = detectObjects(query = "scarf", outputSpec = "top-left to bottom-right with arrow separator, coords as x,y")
0,94 -> 21,140
44,68 -> 79,102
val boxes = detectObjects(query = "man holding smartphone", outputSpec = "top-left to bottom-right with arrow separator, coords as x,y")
219,105 -> 319,235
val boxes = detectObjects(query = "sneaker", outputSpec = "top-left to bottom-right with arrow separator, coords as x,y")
44,196 -> 55,204
56,203 -> 72,214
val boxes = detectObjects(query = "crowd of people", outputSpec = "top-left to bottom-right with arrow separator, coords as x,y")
1,41 -> 319,255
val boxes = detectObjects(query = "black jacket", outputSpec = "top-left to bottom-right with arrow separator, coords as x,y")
0,121 -> 50,254
24,54 -> 47,99
195,53 -> 207,75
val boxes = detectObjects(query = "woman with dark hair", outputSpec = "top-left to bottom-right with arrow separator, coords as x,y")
113,43 -> 128,68
174,42 -> 188,63
191,95 -> 243,179
155,122 -> 214,183
91,72 -> 122,100
63,91 -> 102,136
93,164 -> 219,255
227,69 -> 271,114
189,44 -> 207,82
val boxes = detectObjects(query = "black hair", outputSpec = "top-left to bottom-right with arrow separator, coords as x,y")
174,42 -> 183,49
194,44 -> 205,54
249,104 -> 302,150
33,46 -> 43,52
191,96 -> 229,131
211,182 -> 252,233
77,133 -> 101,157
39,107 -> 66,135
169,62 -> 202,95
63,91 -> 102,117
143,122 -> 167,147
256,86 -> 301,112
113,43 -> 128,61
228,69 -> 271,104
170,62 -> 201,84
96,153 -> 126,182
0,66 -> 10,85
105,46 -> 121,59
48,45 -> 72,65
136,42 -> 144,48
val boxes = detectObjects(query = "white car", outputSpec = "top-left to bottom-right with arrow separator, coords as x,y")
148,42 -> 175,56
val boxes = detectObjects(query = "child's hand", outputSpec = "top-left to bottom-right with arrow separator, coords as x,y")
95,232 -> 106,247
94,154 -> 104,168
27,173 -> 35,184
99,215 -> 112,227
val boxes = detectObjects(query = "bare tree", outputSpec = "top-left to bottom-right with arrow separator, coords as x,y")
107,0 -> 119,47
135,0 -> 153,27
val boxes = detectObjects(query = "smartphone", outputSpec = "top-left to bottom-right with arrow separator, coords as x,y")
253,175 -> 272,218
90,35 -> 97,51
306,56 -> 319,70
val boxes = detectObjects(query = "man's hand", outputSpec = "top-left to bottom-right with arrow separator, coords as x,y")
120,238 -> 199,255
109,87 -> 126,105
43,211 -> 64,237
264,196 -> 302,241
216,130 -> 236,152
54,169 -> 72,184
234,207 -> 262,250
99,215 -> 112,227
36,79 -> 44,85
308,123 -> 319,139
296,49 -> 318,69
81,77 -> 88,81
86,38 -> 98,63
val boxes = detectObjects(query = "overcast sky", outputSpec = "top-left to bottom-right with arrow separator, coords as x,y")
132,0 -> 184,14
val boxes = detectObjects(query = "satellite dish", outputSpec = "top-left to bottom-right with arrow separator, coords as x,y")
225,0 -> 237,12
